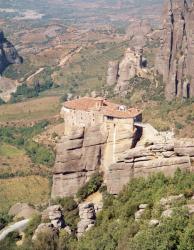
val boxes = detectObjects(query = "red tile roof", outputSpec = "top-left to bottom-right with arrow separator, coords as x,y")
64,97 -> 141,118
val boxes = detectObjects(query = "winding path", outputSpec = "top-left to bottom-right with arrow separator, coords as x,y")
0,219 -> 29,241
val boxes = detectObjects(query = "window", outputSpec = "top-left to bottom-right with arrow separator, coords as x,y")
107,116 -> 114,120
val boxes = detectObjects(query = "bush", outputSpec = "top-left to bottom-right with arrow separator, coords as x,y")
0,212 -> 12,230
0,97 -> 5,105
25,214 -> 41,239
76,172 -> 103,201
10,81 -> 53,103
0,121 -> 55,167
25,141 -> 55,166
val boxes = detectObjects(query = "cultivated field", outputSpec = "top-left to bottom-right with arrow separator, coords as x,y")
0,96 -> 61,124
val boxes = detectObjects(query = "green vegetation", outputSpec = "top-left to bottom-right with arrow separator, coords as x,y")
76,172 -> 103,202
75,170 -> 194,250
52,197 -> 79,231
0,97 -> 5,105
0,212 -> 12,230
0,121 -> 55,166
10,81 -> 53,103
2,170 -> 194,249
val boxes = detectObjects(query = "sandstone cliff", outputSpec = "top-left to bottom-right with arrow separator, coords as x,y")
0,30 -> 23,75
107,47 -> 148,95
155,0 -> 194,100
51,123 -> 139,198
52,121 -> 194,197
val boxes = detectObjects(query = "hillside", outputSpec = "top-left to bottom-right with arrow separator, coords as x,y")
0,0 -> 193,249
1,170 -> 194,249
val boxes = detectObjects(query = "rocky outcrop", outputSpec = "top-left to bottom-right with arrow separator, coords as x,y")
107,47 -> 148,95
52,117 -> 194,197
0,77 -> 19,102
155,0 -> 194,100
106,61 -> 119,86
42,205 -> 66,229
51,123 -> 138,198
105,140 -> 193,194
0,30 -> 23,75
77,203 -> 96,238
8,203 -> 39,220
32,223 -> 58,241
33,205 -> 71,241
126,20 -> 152,47
135,204 -> 148,221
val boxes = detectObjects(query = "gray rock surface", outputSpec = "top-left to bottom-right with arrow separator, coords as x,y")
0,30 -> 23,75
155,0 -> 194,99
160,194 -> 184,209
161,209 -> 173,218
135,204 -> 148,221
149,219 -> 160,227
106,61 -> 119,86
52,123 -> 137,198
77,203 -> 96,238
32,223 -> 58,241
42,205 -> 65,229
105,140 -> 192,194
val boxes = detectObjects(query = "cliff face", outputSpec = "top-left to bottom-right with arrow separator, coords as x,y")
107,48 -> 148,95
51,123 -> 139,198
0,30 -> 23,75
52,121 -> 194,197
155,0 -> 194,100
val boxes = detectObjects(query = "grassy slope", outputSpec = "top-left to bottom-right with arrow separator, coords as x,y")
0,96 -> 60,123
0,176 -> 50,212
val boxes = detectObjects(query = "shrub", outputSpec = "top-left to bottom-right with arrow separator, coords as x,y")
0,97 -> 5,105
25,141 -> 55,166
76,172 -> 103,201
0,212 -> 12,230
175,122 -> 184,130
25,214 -> 41,239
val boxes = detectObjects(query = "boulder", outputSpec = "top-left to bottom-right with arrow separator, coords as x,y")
161,209 -> 173,218
160,194 -> 184,209
9,203 -> 39,220
32,223 -> 58,241
149,219 -> 160,227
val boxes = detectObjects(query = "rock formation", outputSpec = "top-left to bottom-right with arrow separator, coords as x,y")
0,77 -> 19,102
8,203 -> 39,220
135,204 -> 148,221
107,47 -> 148,95
106,61 -> 119,86
126,19 -> 152,47
51,123 -> 139,198
155,0 -> 194,100
33,205 -> 71,241
105,138 -> 194,194
77,203 -> 96,238
42,205 -> 66,229
52,113 -> 194,197
0,30 -> 23,75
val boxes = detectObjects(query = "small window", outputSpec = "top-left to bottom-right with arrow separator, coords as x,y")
107,116 -> 114,120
